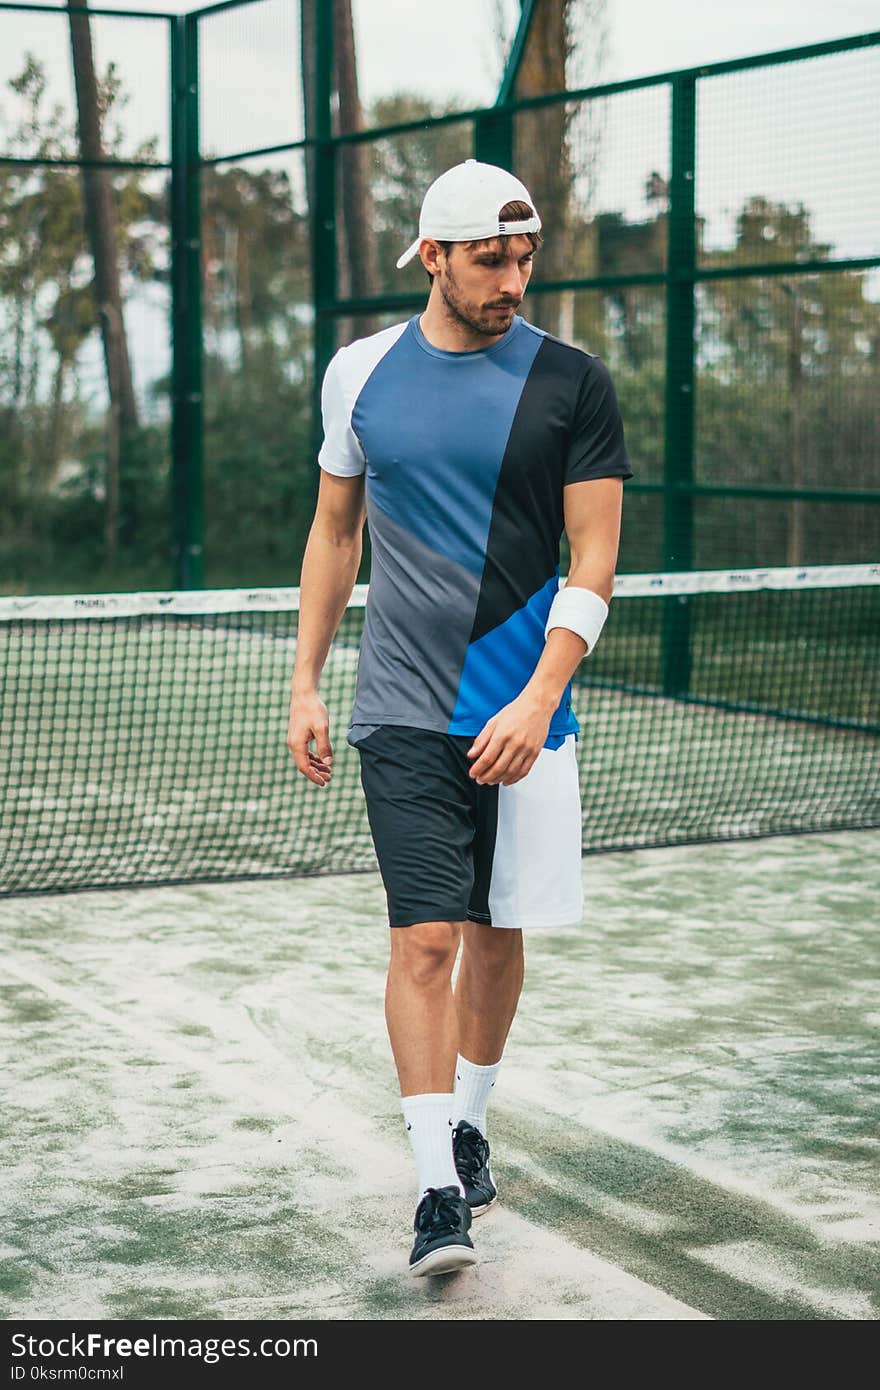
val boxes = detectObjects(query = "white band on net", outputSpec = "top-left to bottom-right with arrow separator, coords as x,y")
544,585 -> 609,655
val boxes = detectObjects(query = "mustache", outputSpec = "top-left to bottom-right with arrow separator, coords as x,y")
485,301 -> 520,309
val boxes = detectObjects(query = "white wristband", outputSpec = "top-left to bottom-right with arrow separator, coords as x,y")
544,585 -> 609,655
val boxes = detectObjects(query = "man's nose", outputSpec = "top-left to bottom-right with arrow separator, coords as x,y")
497,261 -> 525,298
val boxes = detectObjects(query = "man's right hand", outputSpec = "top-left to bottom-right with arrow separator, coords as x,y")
287,688 -> 333,787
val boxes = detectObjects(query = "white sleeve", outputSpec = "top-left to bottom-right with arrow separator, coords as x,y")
317,348 -> 366,476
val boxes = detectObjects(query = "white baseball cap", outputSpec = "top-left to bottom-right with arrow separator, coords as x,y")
395,158 -> 542,270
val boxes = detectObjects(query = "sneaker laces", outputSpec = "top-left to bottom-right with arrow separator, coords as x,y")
452,1123 -> 489,1183
415,1187 -> 464,1236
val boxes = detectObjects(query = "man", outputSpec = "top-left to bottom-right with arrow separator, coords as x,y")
287,159 -> 632,1276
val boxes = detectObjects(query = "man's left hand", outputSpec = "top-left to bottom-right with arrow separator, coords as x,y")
466,692 -> 554,787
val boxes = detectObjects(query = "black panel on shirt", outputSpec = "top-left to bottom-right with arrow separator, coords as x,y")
470,335 -> 632,645
566,352 -> 633,485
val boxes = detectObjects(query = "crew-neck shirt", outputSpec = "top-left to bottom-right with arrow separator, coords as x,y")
317,312 -> 633,749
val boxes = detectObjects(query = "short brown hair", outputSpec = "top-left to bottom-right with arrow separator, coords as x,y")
424,199 -> 543,287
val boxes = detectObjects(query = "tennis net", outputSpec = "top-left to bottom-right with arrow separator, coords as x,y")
1,563 -> 877,897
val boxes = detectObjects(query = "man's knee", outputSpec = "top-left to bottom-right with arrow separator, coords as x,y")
389,919 -> 462,988
462,920 -> 523,976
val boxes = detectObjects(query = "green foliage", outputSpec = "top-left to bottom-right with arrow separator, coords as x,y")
203,346 -> 314,589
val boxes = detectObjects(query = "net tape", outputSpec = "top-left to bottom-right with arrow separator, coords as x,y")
2,563 -> 878,621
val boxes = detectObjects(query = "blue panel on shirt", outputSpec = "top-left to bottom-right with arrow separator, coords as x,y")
352,316 -> 544,578
449,571 -> 579,743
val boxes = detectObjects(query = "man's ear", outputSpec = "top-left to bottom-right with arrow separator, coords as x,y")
420,239 -> 443,278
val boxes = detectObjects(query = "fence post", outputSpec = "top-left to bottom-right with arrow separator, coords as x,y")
662,74 -> 696,695
311,1 -> 336,495
478,0 -> 538,169
474,109 -> 514,171
169,14 -> 204,590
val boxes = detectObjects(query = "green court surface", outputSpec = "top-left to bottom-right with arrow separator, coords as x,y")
1,828 -> 878,1321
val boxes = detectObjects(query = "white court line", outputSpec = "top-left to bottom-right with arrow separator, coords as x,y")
685,1240 -> 873,1319
504,1068 -> 880,1248
1,953 -> 315,1109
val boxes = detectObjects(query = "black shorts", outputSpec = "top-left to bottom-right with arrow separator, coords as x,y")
353,724 -> 583,930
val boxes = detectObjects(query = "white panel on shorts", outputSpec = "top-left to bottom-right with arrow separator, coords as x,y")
487,733 -> 584,929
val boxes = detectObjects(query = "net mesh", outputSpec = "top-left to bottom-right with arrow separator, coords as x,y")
1,565 -> 877,898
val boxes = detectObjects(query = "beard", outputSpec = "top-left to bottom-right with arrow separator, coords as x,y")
436,259 -> 519,337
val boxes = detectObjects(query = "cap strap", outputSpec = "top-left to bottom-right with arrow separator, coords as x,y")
496,216 -> 541,234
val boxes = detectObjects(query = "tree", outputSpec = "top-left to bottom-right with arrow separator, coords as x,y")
333,0 -> 379,327
301,0 -> 379,345
366,93 -> 472,278
0,50 -> 163,591
698,196 -> 880,564
67,0 -> 137,566
509,0 -> 608,339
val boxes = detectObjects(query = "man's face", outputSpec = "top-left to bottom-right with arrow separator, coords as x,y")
432,234 -> 536,337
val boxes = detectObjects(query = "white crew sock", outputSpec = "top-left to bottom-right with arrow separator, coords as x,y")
400,1092 -> 465,1200
452,1054 -> 502,1138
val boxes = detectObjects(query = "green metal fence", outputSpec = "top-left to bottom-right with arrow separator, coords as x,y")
1,3 -> 877,600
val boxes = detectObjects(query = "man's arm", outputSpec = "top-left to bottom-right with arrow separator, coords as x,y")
466,476 -> 624,786
287,469 -> 366,787
520,474 -> 623,709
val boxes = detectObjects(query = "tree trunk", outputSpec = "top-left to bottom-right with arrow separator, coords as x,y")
46,349 -> 68,489
783,280 -> 804,567
301,0 -> 317,249
514,0 -> 571,339
103,298 -> 122,569
11,284 -> 30,539
235,223 -> 253,372
301,0 -> 380,346
333,0 -> 380,341
67,0 -> 138,569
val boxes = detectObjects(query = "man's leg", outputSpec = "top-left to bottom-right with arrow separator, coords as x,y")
354,726 -> 481,1272
385,919 -> 465,1199
385,919 -> 463,1095
385,918 -> 478,1275
452,922 -> 523,1139
454,921 -> 524,1066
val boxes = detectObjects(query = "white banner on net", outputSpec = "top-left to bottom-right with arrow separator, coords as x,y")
0,565 -> 878,622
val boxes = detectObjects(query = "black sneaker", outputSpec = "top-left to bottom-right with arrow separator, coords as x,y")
409,1184 -> 477,1277
452,1120 -> 497,1216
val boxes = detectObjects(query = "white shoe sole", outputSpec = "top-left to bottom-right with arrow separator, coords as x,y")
410,1244 -> 478,1277
470,1194 -> 498,1217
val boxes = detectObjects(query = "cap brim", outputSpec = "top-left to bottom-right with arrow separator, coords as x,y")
395,238 -> 421,270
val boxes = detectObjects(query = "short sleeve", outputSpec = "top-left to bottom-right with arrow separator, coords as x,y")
564,356 -> 633,485
317,348 -> 366,476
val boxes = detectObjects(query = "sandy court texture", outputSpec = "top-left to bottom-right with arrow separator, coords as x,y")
1,828 -> 877,1320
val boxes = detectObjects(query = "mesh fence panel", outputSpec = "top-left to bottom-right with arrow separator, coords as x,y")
694,270 -> 878,499
696,46 -> 880,267
200,150 -> 313,590
1,6 -> 171,597
198,0 -> 303,163
359,120 -> 474,301
0,166 -> 172,595
0,9 -> 170,165
516,84 -> 671,291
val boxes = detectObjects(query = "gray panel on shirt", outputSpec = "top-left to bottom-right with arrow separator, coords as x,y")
347,495 -> 481,740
